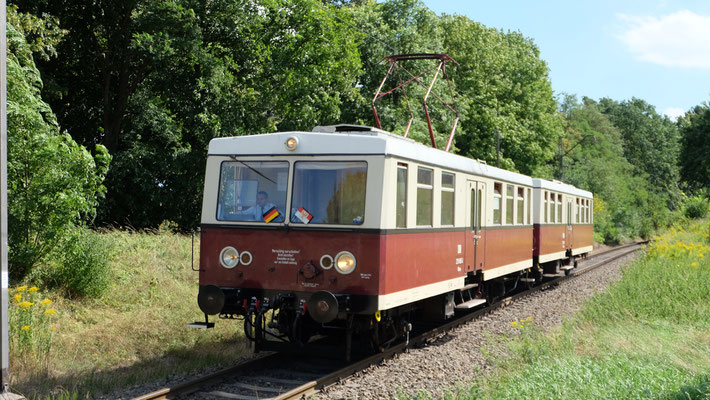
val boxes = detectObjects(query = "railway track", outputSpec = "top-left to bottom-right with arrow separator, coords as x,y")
134,242 -> 645,400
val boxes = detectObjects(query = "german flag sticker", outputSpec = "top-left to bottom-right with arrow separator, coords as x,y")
263,207 -> 280,223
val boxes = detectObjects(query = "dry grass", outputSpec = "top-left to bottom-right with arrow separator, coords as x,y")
9,229 -> 251,399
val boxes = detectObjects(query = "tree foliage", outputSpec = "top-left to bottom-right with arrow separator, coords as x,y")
598,97 -> 681,208
18,0 -> 362,228
340,0 -> 561,175
678,103 -> 710,192
6,6 -> 111,280
558,96 -> 677,242
13,0 -> 695,244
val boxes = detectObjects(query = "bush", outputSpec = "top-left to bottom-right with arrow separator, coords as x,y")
6,8 -> 111,280
683,195 -> 710,219
43,229 -> 113,298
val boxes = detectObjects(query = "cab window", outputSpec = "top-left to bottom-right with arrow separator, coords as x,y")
291,161 -> 367,225
217,161 -> 289,222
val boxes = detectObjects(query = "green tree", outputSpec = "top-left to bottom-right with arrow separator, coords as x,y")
598,97 -> 681,208
19,0 -> 361,228
678,102 -> 710,191
6,6 -> 110,279
560,96 -> 670,242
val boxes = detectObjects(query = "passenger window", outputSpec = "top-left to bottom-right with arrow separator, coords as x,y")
505,184 -> 514,225
493,183 -> 502,224
396,164 -> 407,228
527,188 -> 531,225
557,194 -> 562,223
550,192 -> 556,223
517,187 -> 524,224
416,167 -> 433,226
543,191 -> 548,223
441,172 -> 455,226
476,189 -> 483,231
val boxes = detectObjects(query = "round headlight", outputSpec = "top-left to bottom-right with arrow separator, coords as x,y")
320,254 -> 334,270
240,250 -> 253,266
334,251 -> 356,274
219,247 -> 239,269
285,136 -> 299,151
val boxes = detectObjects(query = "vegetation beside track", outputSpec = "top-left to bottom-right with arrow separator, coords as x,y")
7,229 -> 250,399
435,220 -> 710,399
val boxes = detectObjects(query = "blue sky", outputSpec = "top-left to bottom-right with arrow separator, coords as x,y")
422,0 -> 710,120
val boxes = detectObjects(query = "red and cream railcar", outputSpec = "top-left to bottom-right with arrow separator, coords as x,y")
532,179 -> 593,274
196,125 -> 550,352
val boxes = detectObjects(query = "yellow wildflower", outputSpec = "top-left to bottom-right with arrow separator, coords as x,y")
16,286 -> 27,292
511,321 -> 520,328
41,299 -> 52,305
18,301 -> 34,309
691,262 -> 698,267
13,293 -> 22,302
28,286 -> 39,293
50,327 -> 56,332
43,309 -> 55,316
20,325 -> 30,331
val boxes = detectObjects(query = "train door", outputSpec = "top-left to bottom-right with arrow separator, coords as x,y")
465,180 -> 486,272
566,197 -> 574,250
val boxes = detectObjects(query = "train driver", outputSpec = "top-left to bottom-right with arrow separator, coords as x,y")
231,191 -> 283,222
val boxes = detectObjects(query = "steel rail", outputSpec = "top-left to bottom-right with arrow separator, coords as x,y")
134,242 -> 645,400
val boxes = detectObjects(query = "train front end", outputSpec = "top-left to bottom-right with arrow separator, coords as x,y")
196,129 -> 385,352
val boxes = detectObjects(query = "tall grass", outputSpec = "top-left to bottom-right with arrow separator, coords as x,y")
457,220 -> 710,399
8,228 -> 251,399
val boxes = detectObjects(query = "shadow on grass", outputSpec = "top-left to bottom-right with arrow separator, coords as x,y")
663,374 -> 710,400
10,336 -> 253,400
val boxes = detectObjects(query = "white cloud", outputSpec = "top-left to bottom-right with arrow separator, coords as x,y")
618,10 -> 710,68
662,107 -> 685,121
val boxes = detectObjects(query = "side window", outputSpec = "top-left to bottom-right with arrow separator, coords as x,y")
441,172 -> 455,226
589,199 -> 593,223
470,188 -> 475,228
505,184 -> 514,225
476,184 -> 484,230
557,194 -> 563,223
396,163 -> 407,228
550,192 -> 557,223
576,198 -> 581,223
493,182 -> 502,224
543,191 -> 548,223
416,167 -> 433,226
517,187 -> 524,224
527,188 -> 531,225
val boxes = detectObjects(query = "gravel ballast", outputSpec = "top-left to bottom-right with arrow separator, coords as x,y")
318,252 -> 638,400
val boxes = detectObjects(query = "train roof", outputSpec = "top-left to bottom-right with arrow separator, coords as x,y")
208,124 -> 535,186
532,178 -> 593,198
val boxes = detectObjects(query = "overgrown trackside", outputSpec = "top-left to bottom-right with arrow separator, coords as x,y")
460,220 -> 710,399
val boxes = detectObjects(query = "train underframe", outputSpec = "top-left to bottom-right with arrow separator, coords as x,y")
197,254 -> 589,360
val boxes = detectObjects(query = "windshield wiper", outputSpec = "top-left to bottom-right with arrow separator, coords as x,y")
228,155 -> 276,184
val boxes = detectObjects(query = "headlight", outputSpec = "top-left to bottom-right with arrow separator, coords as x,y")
320,254 -> 334,270
334,251 -> 356,274
219,247 -> 239,269
240,250 -> 253,266
285,136 -> 299,151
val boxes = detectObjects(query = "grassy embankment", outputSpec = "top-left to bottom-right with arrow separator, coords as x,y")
442,220 -> 710,399
8,229 -> 251,399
